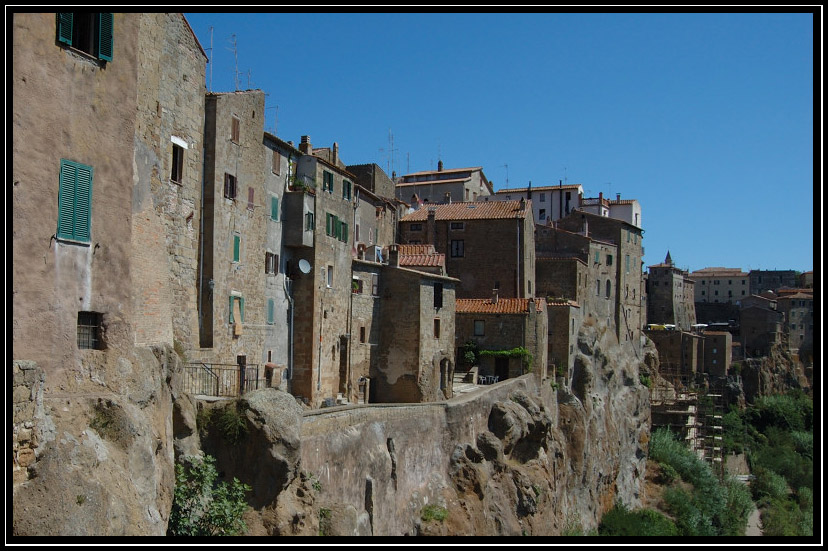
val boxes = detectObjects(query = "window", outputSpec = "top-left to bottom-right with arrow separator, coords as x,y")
450,240 -> 464,258
267,298 -> 275,325
265,252 -> 278,275
607,254 -> 613,266
450,222 -> 465,231
343,180 -> 352,201
272,149 -> 281,175
271,196 -> 279,221
247,187 -> 255,210
539,209 -> 546,220
360,326 -> 366,343
539,193 -> 546,203
606,280 -> 611,298
596,280 -> 600,296
77,311 -> 104,349
433,318 -> 441,338
57,159 -> 93,243
741,290 -> 745,295
352,278 -> 364,294
232,235 -> 240,262
714,290 -> 719,296
409,223 -> 422,231
327,265 -> 333,288
171,144 -> 183,183
594,251 -> 600,264
56,13 -> 113,61
231,115 -> 240,144
228,296 -> 245,323
625,254 -> 630,273
224,173 -> 237,200
701,290 -> 705,296
323,171 -> 334,193
474,320 -> 485,336
305,211 -> 314,231
434,282 -> 444,309
371,273 -> 379,296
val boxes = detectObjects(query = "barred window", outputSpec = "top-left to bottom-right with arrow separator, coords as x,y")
77,311 -> 104,349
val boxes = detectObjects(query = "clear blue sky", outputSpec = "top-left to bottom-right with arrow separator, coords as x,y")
184,11 -> 817,274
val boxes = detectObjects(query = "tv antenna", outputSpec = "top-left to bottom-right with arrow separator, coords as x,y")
502,164 -> 509,187
228,34 -> 241,91
207,26 -> 214,92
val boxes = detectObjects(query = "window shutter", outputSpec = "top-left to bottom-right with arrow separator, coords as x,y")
342,222 -> 348,242
57,162 -> 76,240
271,196 -> 279,221
229,296 -> 235,323
326,213 -> 332,235
233,235 -> 240,262
248,187 -> 254,210
74,164 -> 93,241
97,13 -> 114,61
57,13 -> 73,45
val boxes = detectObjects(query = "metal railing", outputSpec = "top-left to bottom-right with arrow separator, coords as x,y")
182,362 -> 263,398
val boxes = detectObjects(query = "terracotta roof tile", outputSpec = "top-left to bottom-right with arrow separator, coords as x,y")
456,298 -> 543,314
400,253 -> 445,268
400,200 -> 529,222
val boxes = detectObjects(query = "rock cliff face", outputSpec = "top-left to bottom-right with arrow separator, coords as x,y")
14,318 -> 651,536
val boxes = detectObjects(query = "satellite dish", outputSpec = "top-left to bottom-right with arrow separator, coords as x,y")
298,259 -> 312,274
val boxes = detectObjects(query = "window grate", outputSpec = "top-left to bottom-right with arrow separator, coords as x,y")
77,311 -> 103,349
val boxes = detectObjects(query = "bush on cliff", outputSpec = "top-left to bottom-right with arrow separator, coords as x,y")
168,454 -> 251,536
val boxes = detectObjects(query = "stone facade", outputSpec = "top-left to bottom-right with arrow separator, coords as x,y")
645,329 -> 703,380
396,163 -> 493,204
644,252 -> 696,331
456,297 -> 548,381
491,183 -> 584,225
740,305 -> 783,358
547,300 -> 582,382
749,269 -> 798,296
688,267 -> 749,304
399,200 -> 535,300
701,331 -> 732,377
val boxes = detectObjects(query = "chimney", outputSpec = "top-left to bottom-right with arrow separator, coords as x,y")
332,142 -> 339,164
426,208 -> 437,246
299,135 -> 312,154
616,193 -> 621,202
444,191 -> 451,204
492,288 -> 499,304
392,170 -> 396,179
437,160 -> 443,172
519,197 -> 526,210
389,244 -> 399,267
599,191 -> 603,202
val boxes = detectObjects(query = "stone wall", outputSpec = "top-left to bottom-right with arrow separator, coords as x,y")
12,361 -> 47,486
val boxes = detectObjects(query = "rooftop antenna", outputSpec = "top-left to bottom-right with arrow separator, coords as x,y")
407,152 -> 410,174
246,69 -> 253,89
228,34 -> 240,91
502,164 -> 509,187
264,92 -> 278,133
207,26 -> 213,92
388,129 -> 398,176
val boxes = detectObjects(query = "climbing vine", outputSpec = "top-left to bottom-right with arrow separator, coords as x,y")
479,346 -> 534,372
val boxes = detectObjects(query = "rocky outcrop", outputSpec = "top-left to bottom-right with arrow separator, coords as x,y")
741,343 -> 811,403
12,345 -> 180,536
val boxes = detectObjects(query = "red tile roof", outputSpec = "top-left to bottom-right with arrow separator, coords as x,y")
401,167 -> 482,178
400,200 -> 529,222
398,244 -> 436,255
547,299 -> 580,308
396,177 -> 470,187
456,298 -> 544,314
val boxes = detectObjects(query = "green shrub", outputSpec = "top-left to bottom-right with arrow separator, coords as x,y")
598,502 -> 678,536
420,504 -> 448,522
639,374 -> 652,388
318,507 -> 332,536
751,466 -> 790,503
721,477 -> 755,536
168,454 -> 251,536
216,402 -> 248,444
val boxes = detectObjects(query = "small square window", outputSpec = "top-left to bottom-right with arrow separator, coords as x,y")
77,311 -> 104,350
474,320 -> 484,336
224,173 -> 237,200
450,222 -> 465,230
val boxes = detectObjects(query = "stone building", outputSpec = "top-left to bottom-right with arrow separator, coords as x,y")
397,244 -> 446,275
701,331 -> 732,378
396,162 -> 494,205
776,291 -> 814,357
12,12 -> 206,387
370,252 -> 459,403
644,251 -> 697,332
546,299 -> 581,382
748,269 -> 799,296
347,162 -> 397,201
645,329 -> 704,381
578,192 -> 643,229
740,304 -> 784,358
490,182 -> 584,225
398,200 -> 536,299
556,210 -> 645,343
688,267 -> 749,304
455,295 -> 548,381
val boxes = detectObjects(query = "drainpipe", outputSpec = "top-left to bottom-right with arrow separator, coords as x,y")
197,130 -> 208,343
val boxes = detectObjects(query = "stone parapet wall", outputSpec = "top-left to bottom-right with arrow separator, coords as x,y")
12,361 -> 47,486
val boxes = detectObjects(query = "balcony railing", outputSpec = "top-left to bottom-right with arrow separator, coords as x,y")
182,362 -> 264,398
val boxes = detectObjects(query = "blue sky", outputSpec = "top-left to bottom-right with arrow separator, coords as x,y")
184,11 -> 817,274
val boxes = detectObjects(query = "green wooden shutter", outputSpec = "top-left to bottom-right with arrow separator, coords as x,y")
267,299 -> 274,324
74,164 -> 93,241
98,13 -> 114,61
233,235 -> 240,262
240,297 -> 245,322
57,160 -> 92,242
229,296 -> 234,323
271,196 -> 279,221
342,222 -> 348,242
57,13 -> 73,45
